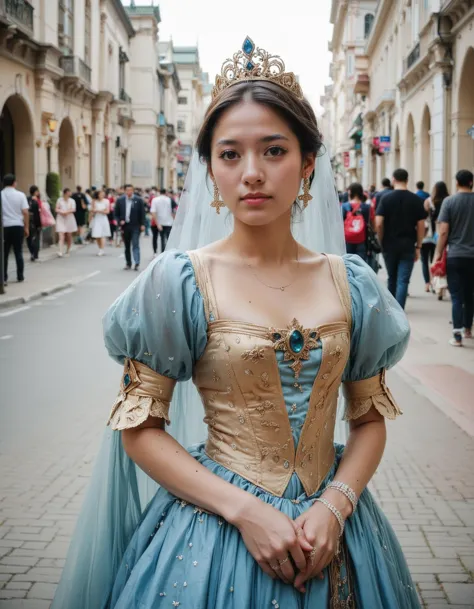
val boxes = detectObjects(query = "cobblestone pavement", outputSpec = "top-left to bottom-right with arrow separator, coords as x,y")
0,250 -> 473,608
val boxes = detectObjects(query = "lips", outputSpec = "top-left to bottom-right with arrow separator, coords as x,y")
241,193 -> 271,206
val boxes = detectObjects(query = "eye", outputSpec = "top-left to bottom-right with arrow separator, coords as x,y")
265,146 -> 287,157
219,150 -> 239,161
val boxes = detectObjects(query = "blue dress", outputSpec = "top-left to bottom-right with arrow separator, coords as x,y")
53,252 -> 420,609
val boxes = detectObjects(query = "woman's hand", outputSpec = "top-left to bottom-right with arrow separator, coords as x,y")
293,497 -> 345,592
230,495 -> 312,584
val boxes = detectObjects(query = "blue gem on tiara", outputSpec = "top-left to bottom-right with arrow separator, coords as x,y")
242,37 -> 255,56
246,61 -> 255,71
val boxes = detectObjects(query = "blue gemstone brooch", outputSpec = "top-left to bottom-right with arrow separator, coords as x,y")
267,319 -> 319,379
120,358 -> 141,394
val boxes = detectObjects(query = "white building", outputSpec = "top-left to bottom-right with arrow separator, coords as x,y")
325,0 -> 474,193
173,46 -> 205,187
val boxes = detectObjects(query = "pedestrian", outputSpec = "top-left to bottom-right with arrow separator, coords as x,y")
375,168 -> 427,309
27,185 -> 42,262
72,186 -> 88,244
53,39 -> 419,609
341,182 -> 371,261
422,181 -> 449,296
1,173 -> 29,285
415,181 -> 430,202
90,190 -> 111,256
433,169 -> 474,347
55,187 -> 78,257
151,188 -> 175,254
374,177 -> 392,209
114,184 -> 146,271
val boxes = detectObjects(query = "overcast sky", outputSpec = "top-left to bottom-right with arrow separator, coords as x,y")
123,0 -> 334,114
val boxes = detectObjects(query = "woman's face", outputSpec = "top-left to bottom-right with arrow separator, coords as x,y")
210,101 -> 315,227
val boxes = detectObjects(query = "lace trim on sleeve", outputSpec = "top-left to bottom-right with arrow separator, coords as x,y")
342,370 -> 403,421
107,359 -> 176,430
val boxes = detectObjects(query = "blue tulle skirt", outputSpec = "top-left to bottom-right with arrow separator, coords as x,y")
108,444 -> 420,608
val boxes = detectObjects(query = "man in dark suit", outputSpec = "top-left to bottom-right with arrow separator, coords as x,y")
114,184 -> 146,270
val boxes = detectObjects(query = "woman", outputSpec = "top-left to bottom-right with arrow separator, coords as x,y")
52,40 -> 419,609
55,188 -> 77,257
91,190 -> 111,256
341,182 -> 372,261
424,182 -> 449,299
27,185 -> 42,261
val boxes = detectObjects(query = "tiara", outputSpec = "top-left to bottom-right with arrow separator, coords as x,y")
212,36 -> 304,101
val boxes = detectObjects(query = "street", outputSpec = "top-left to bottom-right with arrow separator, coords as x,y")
1,243 -> 474,608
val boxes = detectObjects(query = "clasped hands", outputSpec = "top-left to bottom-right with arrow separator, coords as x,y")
234,490 -> 351,594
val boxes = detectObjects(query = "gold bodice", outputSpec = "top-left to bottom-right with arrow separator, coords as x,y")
188,251 -> 351,497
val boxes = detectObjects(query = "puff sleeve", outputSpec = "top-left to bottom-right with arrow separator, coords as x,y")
102,250 -> 208,429
341,255 -> 410,420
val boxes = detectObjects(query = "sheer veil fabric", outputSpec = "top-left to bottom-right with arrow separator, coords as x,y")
51,144 -> 350,609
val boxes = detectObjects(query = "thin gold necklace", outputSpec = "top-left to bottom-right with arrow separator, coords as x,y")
246,246 -> 300,292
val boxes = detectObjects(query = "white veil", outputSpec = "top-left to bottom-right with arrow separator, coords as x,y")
166,144 -> 349,453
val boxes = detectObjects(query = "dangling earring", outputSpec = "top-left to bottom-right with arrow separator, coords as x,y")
297,176 -> 313,209
210,182 -> 225,214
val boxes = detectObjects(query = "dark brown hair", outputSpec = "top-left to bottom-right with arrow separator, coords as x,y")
348,182 -> 367,203
196,81 -> 323,167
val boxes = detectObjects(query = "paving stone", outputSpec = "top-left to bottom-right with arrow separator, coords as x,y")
443,584 -> 474,605
0,590 -> 27,599
27,582 -> 57,600
4,583 -> 32,591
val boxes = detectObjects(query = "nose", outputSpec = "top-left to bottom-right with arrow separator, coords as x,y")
241,153 -> 264,185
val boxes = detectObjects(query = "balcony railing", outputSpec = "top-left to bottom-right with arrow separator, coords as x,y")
59,55 -> 91,85
2,0 -> 34,36
404,42 -> 421,73
119,88 -> 132,103
166,123 -> 176,142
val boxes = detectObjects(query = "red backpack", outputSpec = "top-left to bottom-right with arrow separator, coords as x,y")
344,202 -> 366,244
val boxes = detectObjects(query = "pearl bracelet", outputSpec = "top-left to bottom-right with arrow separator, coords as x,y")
327,481 -> 359,513
314,497 -> 345,537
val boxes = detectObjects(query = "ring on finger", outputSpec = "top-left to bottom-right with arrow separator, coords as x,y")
278,556 -> 289,566
270,563 -> 280,570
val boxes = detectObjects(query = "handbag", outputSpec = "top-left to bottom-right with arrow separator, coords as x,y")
431,250 -> 447,277
39,200 -> 56,227
366,224 -> 381,254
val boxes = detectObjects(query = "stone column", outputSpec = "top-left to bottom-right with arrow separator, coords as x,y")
91,109 -> 103,188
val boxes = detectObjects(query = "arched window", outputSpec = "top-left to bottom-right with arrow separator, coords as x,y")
364,14 -> 375,39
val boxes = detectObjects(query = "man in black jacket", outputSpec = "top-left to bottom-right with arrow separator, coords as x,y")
114,184 -> 146,270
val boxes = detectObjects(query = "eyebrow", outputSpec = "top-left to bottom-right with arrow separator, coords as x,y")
216,134 -> 290,146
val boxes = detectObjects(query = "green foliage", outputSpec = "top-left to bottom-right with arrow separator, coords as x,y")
46,172 -> 61,210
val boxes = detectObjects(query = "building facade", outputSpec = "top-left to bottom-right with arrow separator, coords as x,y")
325,0 -> 474,193
173,46 -> 206,188
0,0 -> 187,194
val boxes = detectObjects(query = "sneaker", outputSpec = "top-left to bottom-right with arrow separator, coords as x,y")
134,264 -> 140,271
17,278 -> 24,283
123,265 -> 131,270
449,332 -> 463,347
30,256 -> 35,262
58,252 -> 63,258
464,329 -> 473,339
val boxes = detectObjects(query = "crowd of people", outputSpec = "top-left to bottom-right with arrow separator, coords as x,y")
1,176 -> 179,283
2,166 -> 473,347
339,168 -> 474,347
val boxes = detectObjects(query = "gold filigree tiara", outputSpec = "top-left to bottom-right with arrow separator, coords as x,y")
212,36 -> 303,101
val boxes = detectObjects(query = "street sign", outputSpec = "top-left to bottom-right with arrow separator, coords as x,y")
379,136 -> 391,153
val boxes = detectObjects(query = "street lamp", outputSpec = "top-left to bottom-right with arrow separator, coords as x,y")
47,118 -> 58,133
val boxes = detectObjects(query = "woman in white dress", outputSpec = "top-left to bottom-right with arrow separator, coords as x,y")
55,188 -> 78,257
91,190 -> 111,256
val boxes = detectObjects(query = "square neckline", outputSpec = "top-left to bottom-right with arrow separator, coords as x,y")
186,250 -> 352,336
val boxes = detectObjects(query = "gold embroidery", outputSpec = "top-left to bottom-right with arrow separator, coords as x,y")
260,372 -> 270,388
256,400 -> 275,416
267,318 -> 319,379
242,346 -> 265,363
